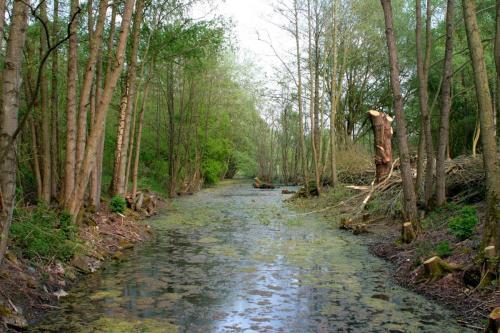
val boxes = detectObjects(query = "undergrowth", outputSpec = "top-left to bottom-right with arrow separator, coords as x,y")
10,204 -> 80,262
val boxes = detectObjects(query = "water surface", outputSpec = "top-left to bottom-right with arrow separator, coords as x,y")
33,181 -> 471,332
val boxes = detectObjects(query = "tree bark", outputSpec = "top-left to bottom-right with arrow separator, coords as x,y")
496,0 -> 500,135
415,0 -> 434,208
132,78 -> 151,199
111,0 -> 145,196
463,0 -> 499,250
380,0 -> 418,223
64,0 -> 79,205
0,0 -> 29,265
435,0 -> 455,206
294,0 -> 309,194
368,110 -> 393,182
50,0 -> 60,199
329,0 -> 339,187
67,0 -> 136,217
40,0 -> 51,203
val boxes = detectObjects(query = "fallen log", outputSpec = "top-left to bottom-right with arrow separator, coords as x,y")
253,177 -> 276,189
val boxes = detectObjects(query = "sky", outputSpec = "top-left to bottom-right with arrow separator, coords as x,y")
193,0 -> 294,82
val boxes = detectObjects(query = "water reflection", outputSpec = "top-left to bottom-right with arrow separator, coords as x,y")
32,182 -> 471,332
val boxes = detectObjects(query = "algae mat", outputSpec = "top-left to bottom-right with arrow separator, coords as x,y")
32,181 -> 472,333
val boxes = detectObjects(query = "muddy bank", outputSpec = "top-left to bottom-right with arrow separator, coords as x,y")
291,190 -> 498,331
0,194 -> 161,332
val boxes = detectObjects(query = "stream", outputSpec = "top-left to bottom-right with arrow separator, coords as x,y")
32,181 -> 472,332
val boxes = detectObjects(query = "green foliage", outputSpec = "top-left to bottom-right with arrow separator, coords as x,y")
10,205 -> 79,262
435,241 -> 453,258
110,196 -> 127,213
202,159 -> 226,185
448,206 -> 478,240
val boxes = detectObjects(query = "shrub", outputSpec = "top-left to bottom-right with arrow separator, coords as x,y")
110,196 -> 127,213
10,206 -> 79,262
435,241 -> 453,258
448,206 -> 478,240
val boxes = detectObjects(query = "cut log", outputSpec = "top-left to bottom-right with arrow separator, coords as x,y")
486,307 -> 500,333
367,110 -> 393,182
253,177 -> 275,189
401,222 -> 416,243
485,245 -> 496,260
423,256 -> 461,282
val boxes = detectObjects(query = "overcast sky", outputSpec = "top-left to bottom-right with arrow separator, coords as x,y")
194,0 -> 294,82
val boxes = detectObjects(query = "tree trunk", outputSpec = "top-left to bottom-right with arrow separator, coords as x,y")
0,0 -> 29,265
40,1 -> 51,203
50,0 -> 60,200
463,0 -> 499,251
67,0 -> 136,217
496,0 -> 500,135
435,0 -> 455,206
0,0 -> 5,53
111,0 -> 145,196
30,117 -> 42,199
329,0 -> 339,187
380,0 -> 418,223
368,110 -> 393,182
415,0 -> 434,208
63,0 -> 79,205
294,0 -> 309,194
76,0 -> 108,177
132,78 -> 151,199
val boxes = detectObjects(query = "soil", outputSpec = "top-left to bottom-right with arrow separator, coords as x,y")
0,197 -> 162,332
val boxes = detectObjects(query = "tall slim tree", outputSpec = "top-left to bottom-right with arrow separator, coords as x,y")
40,0 -> 51,202
329,0 -> 339,187
0,0 -> 29,265
380,0 -> 418,223
462,0 -> 499,250
435,0 -> 455,206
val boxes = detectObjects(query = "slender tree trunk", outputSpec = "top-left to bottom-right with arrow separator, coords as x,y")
435,0 -> 455,206
30,117 -> 42,199
330,0 -> 339,187
68,0 -> 136,217
50,0 -> 60,199
132,78 -> 151,198
0,0 -> 29,265
76,0 -> 108,177
463,0 -> 499,250
415,0 -> 434,207
111,0 -> 145,196
380,0 -> 418,223
40,1 -> 51,202
64,0 -> 79,205
294,0 -> 309,193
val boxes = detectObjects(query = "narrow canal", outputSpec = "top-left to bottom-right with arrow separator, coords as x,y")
32,181 -> 471,332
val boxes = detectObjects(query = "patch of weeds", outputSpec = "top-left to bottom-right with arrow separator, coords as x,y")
448,206 -> 478,241
110,196 -> 127,213
413,242 -> 434,266
10,204 -> 80,262
435,241 -> 453,258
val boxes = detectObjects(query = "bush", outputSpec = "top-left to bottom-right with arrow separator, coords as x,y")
10,206 -> 79,262
448,206 -> 478,240
110,196 -> 127,213
435,241 -> 453,258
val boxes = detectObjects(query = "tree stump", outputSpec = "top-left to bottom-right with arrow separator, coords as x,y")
401,222 -> 416,243
367,110 -> 393,182
423,256 -> 461,282
486,307 -> 500,333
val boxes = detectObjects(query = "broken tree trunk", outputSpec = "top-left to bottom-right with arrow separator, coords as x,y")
367,110 -> 393,183
423,256 -> 461,282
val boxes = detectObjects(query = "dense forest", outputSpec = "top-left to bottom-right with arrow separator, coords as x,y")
0,0 -> 498,330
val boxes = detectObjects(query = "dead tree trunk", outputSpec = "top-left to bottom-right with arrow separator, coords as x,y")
368,110 -> 393,182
